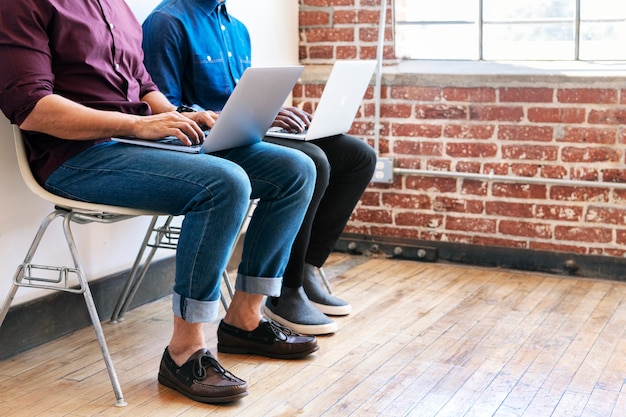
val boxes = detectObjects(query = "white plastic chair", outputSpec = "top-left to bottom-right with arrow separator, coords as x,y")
0,125 -> 164,406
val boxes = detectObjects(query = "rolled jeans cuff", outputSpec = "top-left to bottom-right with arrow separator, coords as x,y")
172,293 -> 220,323
235,273 -> 282,297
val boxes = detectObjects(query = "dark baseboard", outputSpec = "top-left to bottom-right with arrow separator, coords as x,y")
0,256 -> 175,360
336,233 -> 626,283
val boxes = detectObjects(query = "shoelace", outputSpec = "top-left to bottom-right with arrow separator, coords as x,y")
193,352 -> 227,380
266,319 -> 302,340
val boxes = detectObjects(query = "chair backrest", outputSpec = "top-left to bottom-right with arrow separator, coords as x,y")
13,125 -> 157,216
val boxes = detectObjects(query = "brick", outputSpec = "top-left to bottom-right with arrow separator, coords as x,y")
333,10 -> 358,24
554,225 -> 612,243
601,169 -> 626,183
391,86 -> 441,101
536,204 -> 583,221
492,183 -> 547,199
352,208 -> 393,224
443,87 -> 496,103
561,146 -> 622,163
299,11 -> 331,26
392,124 -> 442,138
456,161 -> 481,173
359,191 -> 380,206
395,212 -> 444,228
550,186 -> 609,203
461,180 -> 489,196
444,124 -> 495,140
486,202 -> 534,218
426,159 -> 451,171
559,127 -> 617,144
588,108 -> 626,125
336,45 -> 358,59
501,145 -> 558,161
446,142 -> 498,158
529,242 -> 588,254
616,229 -> 626,245
416,104 -> 467,120
484,163 -> 510,175
393,140 -> 443,156
540,165 -> 568,179
469,105 -> 524,122
557,88 -> 618,104
527,107 -> 585,124
434,197 -> 484,214
585,206 -> 626,225
382,193 -> 432,209
380,103 -> 413,118
446,216 -> 496,233
499,87 -> 554,103
570,167 -> 600,181
344,224 -> 420,239
499,220 -> 552,238
308,45 -> 334,59
303,28 -> 355,42
405,176 -> 457,193
511,164 -> 539,177
498,125 -> 554,141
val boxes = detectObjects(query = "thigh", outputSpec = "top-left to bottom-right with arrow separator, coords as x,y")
309,134 -> 377,176
45,141 -> 251,215
216,141 -> 315,199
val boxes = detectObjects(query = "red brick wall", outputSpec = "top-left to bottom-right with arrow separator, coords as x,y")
297,0 -> 626,258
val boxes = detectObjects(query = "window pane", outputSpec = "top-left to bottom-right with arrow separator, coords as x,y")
579,0 -> 626,60
482,0 -> 575,60
395,0 -> 479,60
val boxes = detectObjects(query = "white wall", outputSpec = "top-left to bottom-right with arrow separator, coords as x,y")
0,0 -> 298,305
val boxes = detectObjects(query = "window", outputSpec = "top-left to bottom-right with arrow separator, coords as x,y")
394,0 -> 626,61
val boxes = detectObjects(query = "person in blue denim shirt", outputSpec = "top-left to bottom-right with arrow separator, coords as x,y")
143,0 -> 377,336
0,0 -> 320,405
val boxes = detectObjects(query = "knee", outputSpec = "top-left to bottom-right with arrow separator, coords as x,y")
282,149 -> 317,194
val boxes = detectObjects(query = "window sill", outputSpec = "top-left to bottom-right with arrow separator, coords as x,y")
301,60 -> 626,86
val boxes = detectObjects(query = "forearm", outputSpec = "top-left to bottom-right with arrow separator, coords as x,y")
142,90 -> 178,115
20,94 -> 142,140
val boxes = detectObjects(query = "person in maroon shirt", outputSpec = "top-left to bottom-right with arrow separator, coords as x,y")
0,0 -> 320,404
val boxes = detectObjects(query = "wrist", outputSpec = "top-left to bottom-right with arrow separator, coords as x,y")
176,104 -> 197,113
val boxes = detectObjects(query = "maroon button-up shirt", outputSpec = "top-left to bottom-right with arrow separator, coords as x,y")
0,0 -> 159,184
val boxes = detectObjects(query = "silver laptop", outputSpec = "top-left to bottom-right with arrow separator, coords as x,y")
113,66 -> 304,153
265,60 -> 376,141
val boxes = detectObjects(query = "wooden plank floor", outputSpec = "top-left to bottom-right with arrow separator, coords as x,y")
1,253 -> 625,416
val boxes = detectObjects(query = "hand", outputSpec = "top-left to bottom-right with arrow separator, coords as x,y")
271,106 -> 312,133
133,110 -> 216,146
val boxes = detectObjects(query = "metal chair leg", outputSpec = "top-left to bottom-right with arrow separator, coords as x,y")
110,215 -> 164,322
317,267 -> 333,294
0,210 -> 127,406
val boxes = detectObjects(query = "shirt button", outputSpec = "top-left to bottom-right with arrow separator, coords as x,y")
206,55 -> 212,61
114,63 -> 120,70
221,25 -> 226,31
109,23 -> 115,29
227,51 -> 232,58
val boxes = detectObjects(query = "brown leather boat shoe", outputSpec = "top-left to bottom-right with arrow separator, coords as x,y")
217,319 -> 319,359
158,347 -> 248,403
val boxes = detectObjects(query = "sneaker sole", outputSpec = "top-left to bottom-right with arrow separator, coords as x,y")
262,305 -> 338,335
309,301 -> 352,316
158,373 -> 248,403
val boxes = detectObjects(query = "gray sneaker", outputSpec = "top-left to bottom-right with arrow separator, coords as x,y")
262,286 -> 338,335
303,264 -> 352,316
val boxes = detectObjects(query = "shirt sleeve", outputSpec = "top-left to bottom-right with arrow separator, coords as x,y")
142,11 -> 187,106
0,2 -> 55,125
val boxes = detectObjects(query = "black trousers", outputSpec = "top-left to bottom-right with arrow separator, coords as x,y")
264,134 -> 377,288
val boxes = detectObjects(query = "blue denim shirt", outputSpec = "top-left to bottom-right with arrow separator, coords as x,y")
142,0 -> 251,111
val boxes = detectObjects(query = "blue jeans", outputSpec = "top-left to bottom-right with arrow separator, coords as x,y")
45,141 -> 315,322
